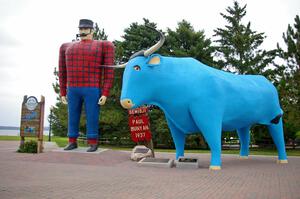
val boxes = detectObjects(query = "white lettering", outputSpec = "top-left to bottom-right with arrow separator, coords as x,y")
135,119 -> 144,124
142,125 -> 149,131
135,132 -> 146,138
131,126 -> 142,132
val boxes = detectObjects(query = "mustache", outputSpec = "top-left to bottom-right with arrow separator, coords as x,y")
76,33 -> 88,37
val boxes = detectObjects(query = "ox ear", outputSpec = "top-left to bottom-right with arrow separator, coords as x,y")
147,54 -> 161,67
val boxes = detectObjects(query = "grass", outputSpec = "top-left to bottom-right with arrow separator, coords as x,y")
0,135 -> 66,144
150,148 -> 300,156
1,135 -> 299,156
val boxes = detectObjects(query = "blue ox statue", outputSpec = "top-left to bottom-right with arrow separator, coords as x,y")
114,27 -> 287,170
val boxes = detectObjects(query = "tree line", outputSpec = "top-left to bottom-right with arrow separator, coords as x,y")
50,1 -> 300,148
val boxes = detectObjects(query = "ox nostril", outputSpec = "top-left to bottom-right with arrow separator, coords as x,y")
120,99 -> 134,109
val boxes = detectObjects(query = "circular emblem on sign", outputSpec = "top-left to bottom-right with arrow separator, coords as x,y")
25,96 -> 38,111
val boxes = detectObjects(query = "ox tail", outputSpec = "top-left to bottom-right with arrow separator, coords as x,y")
270,114 -> 282,124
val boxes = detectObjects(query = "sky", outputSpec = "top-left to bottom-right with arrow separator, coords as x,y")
0,0 -> 299,127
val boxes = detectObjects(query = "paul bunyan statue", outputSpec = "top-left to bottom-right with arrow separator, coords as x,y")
116,27 -> 288,170
59,19 -> 114,152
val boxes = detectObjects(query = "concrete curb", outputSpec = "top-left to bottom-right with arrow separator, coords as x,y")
138,157 -> 174,168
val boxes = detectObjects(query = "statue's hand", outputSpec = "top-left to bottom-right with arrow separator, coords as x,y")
61,96 -> 68,105
98,96 -> 107,106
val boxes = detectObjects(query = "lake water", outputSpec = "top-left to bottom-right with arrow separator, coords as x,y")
0,129 -> 50,136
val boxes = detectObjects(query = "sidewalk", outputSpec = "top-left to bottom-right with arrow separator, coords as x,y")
0,141 -> 299,199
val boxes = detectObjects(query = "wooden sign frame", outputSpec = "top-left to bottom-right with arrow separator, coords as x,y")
20,95 -> 45,153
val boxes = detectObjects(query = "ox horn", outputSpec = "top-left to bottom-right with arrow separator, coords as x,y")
101,62 -> 127,68
143,26 -> 165,57
110,62 -> 127,68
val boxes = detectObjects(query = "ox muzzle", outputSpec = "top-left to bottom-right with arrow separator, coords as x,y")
120,99 -> 134,109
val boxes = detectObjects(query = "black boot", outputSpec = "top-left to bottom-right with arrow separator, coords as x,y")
64,142 -> 78,150
87,144 -> 98,152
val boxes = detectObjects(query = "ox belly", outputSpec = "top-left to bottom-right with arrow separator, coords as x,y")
221,95 -> 282,131
218,74 -> 282,131
154,103 -> 199,134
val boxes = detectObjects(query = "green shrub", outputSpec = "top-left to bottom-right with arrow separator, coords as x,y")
17,140 -> 37,153
296,131 -> 300,139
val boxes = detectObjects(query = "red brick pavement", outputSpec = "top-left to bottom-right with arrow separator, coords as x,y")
0,141 -> 299,199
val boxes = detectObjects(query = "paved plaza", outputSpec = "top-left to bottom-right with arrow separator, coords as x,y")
0,141 -> 299,199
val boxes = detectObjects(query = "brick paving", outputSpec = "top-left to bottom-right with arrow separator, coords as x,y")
0,141 -> 299,199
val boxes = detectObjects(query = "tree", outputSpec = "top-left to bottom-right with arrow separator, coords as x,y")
116,18 -> 162,63
213,1 -> 277,75
164,20 -> 215,66
93,23 -> 108,40
276,15 -> 300,146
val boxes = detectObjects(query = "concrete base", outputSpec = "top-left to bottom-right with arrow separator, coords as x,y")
138,157 -> 174,168
239,156 -> 249,159
43,142 -> 60,152
277,159 -> 288,164
53,147 -> 108,154
175,157 -> 199,169
131,145 -> 153,161
209,166 -> 221,170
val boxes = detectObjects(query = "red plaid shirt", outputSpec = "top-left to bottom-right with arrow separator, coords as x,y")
59,40 -> 115,97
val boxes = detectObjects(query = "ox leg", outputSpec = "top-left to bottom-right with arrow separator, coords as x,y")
201,126 -> 222,170
237,126 -> 250,158
166,118 -> 185,160
267,119 -> 288,163
189,107 -> 222,170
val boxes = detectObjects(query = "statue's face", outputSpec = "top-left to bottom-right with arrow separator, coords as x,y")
79,28 -> 93,40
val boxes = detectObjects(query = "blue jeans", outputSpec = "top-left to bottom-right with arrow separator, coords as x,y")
67,87 -> 101,139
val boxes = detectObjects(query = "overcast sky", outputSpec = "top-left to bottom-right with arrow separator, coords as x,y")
0,0 -> 299,127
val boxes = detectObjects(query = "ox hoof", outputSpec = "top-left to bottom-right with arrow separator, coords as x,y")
277,159 -> 288,164
239,156 -> 249,159
209,166 -> 221,170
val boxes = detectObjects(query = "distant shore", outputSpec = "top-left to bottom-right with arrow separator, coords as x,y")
0,127 -> 50,136
0,126 -> 49,130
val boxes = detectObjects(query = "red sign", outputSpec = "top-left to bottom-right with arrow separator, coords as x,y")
128,107 -> 152,142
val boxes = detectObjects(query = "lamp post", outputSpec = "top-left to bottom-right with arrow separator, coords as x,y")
48,106 -> 53,142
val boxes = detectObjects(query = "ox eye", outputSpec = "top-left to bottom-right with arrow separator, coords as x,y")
134,65 -> 141,71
